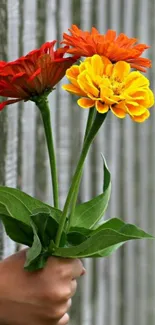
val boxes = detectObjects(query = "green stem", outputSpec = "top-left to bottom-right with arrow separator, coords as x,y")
66,107 -> 96,231
36,97 -> 59,209
55,112 -> 107,246
84,107 -> 96,142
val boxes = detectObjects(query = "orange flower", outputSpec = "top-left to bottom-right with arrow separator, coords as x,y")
0,41 -> 77,111
62,25 -> 151,72
62,55 -> 154,123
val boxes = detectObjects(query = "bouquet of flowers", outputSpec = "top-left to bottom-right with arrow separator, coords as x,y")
0,25 -> 154,271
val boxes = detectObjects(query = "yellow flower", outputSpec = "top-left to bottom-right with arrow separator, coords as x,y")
62,54 -> 154,122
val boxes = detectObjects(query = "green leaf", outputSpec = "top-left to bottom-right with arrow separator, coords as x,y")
0,213 -> 33,246
93,218 -> 154,239
52,222 -> 153,258
69,226 -> 91,237
0,187 -> 62,248
69,218 -> 124,236
24,254 -> 48,272
0,187 -> 62,226
67,231 -> 88,246
30,209 -> 59,247
24,217 -> 51,271
31,211 -> 50,247
93,218 -> 125,233
70,156 -> 111,229
0,203 -> 33,246
24,209 -> 68,271
67,218 -> 125,244
0,205 -> 9,215
102,154 -> 110,192
67,218 -> 128,247
91,220 -> 154,257
90,243 -> 124,257
24,219 -> 43,270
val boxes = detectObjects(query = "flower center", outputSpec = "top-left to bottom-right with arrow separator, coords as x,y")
111,82 -> 124,95
109,76 -> 125,95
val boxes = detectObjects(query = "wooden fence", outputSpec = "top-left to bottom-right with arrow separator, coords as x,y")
0,1 -> 155,324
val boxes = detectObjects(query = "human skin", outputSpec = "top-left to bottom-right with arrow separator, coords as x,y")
0,250 -> 85,325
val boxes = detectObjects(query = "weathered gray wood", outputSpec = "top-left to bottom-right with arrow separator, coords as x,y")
56,0 -> 73,209
108,115 -> 122,325
0,0 -> 8,259
80,258 -> 93,325
79,0 -> 93,204
122,1 -> 137,325
21,0 -> 37,197
136,2 -> 150,324
2,0 -> 19,258
34,0 -> 48,203
78,2 -> 94,325
149,2 -> 155,324
45,0 -> 57,205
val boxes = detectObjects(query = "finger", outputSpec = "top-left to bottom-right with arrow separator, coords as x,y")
71,259 -> 85,279
70,279 -> 77,297
67,298 -> 72,310
57,313 -> 69,325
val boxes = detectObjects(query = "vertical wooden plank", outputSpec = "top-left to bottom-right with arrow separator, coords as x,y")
14,0 -> 25,253
0,0 -> 8,259
94,257 -> 107,325
21,0 -> 37,196
79,0 -> 93,203
45,0 -> 57,205
108,1 -> 122,325
34,0 -> 47,202
5,0 -> 19,187
148,1 -> 155,324
3,0 -> 20,258
79,2 -> 94,325
97,0 -> 108,31
122,1 -> 137,325
136,2 -> 150,325
108,116 -> 122,325
56,0 -> 73,209
80,0 -> 92,30
94,2 -> 111,325
79,259 -> 93,325
16,0 -> 24,190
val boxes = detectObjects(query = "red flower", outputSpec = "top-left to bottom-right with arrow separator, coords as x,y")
62,25 -> 151,72
0,41 -> 77,111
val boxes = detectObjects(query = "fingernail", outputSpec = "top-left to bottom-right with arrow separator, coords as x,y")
81,267 -> 86,276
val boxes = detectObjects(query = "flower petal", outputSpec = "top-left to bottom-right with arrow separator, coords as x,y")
62,25 -> 151,71
62,84 -> 85,96
91,54 -> 104,76
95,101 -> 109,113
63,53 -> 154,122
78,97 -> 95,108
100,86 -> 117,105
131,109 -> 150,122
125,71 -> 149,89
148,88 -> 155,107
105,63 -> 114,78
0,40 -> 76,106
126,103 -> 147,116
66,65 -> 80,87
111,102 -> 126,118
78,71 -> 99,97
0,98 -> 22,111
112,61 -> 130,82
29,68 -> 41,81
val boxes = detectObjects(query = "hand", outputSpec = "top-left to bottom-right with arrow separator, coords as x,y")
0,250 -> 85,325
